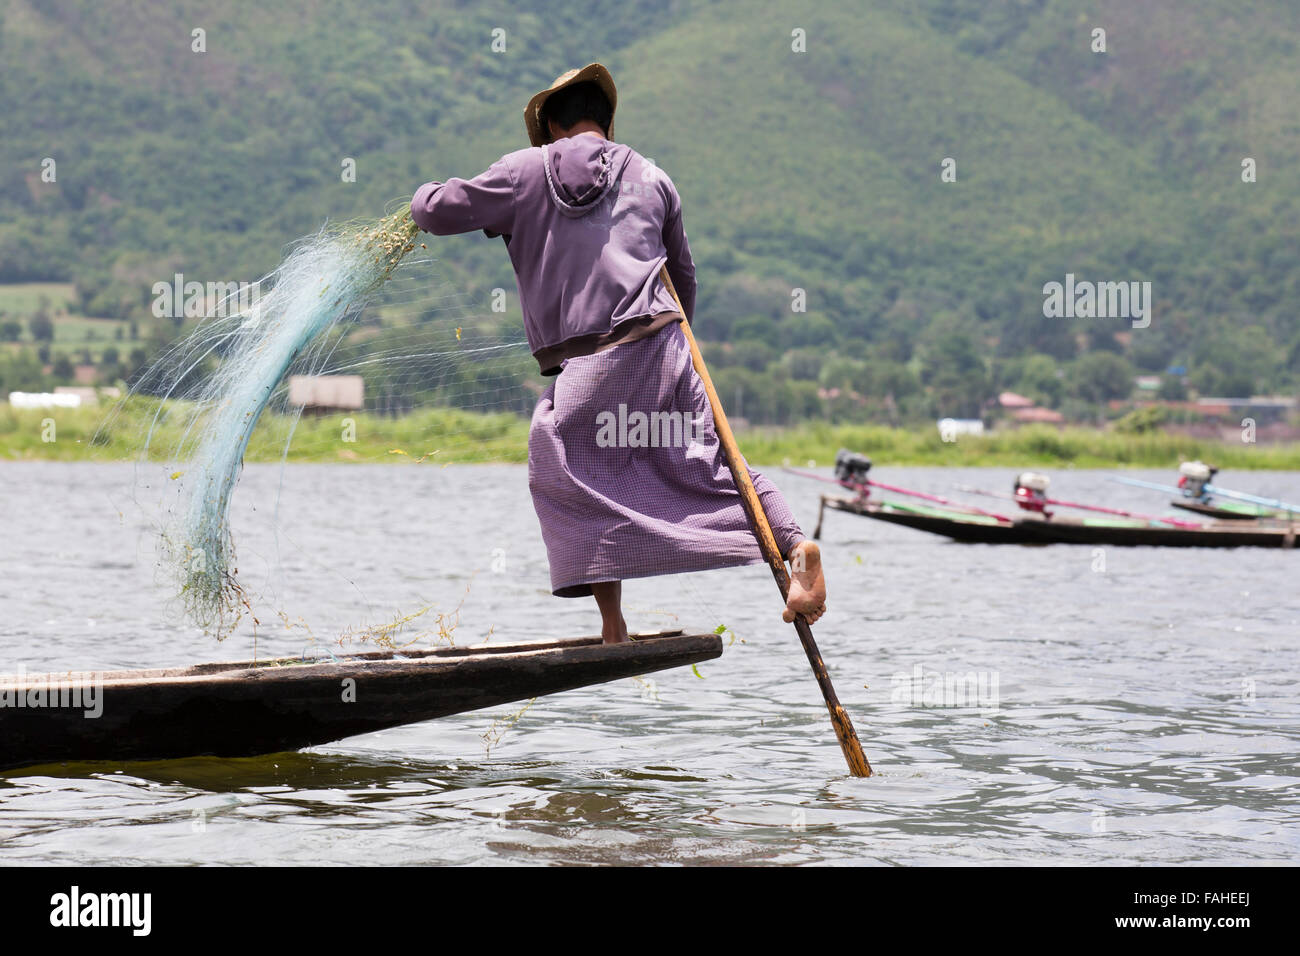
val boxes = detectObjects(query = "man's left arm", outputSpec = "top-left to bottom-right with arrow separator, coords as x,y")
411,158 -> 516,237
661,181 -> 696,321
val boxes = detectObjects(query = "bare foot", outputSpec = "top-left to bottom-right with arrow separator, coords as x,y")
602,613 -> 629,645
784,540 -> 827,624
592,581 -> 629,644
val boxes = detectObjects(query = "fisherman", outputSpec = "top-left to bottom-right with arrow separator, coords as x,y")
410,63 -> 825,643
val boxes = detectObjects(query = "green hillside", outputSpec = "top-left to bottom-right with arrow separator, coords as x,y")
2,0 -> 1297,423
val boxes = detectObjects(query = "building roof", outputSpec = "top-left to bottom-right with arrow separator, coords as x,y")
998,391 -> 1036,408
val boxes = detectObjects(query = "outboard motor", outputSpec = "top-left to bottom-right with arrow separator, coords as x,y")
834,449 -> 872,498
1177,460 -> 1216,500
1013,472 -> 1051,514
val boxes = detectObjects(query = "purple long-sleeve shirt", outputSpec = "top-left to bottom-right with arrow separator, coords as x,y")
411,135 -> 696,374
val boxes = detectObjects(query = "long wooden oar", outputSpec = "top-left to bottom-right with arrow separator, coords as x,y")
659,266 -> 872,777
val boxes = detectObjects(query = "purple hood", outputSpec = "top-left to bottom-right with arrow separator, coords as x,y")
542,136 -> 633,217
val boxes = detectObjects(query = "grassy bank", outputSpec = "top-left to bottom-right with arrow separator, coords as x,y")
5,400 -> 1300,469
0,400 -> 531,465
736,422 -> 1300,470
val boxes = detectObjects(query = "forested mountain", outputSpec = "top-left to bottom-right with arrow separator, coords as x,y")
2,0 -> 1297,422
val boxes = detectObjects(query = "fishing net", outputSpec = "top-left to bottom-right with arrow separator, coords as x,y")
116,205 -> 536,641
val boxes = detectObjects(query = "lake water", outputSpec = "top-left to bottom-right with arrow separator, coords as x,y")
1,462 -> 1297,865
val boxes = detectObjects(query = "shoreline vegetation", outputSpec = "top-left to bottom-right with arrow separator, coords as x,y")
3,401 -> 1299,469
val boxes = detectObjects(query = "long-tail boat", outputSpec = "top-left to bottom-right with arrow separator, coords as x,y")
1170,498 -> 1286,520
793,452 -> 1299,549
0,630 -> 721,773
1112,461 -> 1300,521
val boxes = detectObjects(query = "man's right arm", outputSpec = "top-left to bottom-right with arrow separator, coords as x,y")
411,158 -> 516,237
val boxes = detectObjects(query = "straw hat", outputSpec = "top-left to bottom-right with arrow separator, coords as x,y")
523,63 -> 618,147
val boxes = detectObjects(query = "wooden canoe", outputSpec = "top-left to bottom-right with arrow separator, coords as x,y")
815,494 -> 1300,548
815,496 -> 1035,544
1169,498 -> 1293,521
0,630 -> 721,772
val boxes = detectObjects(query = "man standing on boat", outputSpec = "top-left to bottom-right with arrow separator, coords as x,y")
410,63 -> 825,643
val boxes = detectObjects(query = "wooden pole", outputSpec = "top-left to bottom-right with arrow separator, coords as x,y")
659,266 -> 872,777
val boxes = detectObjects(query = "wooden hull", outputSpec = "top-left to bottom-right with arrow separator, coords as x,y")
1170,499 -> 1292,521
817,495 -> 1299,549
1033,516 -> 1296,548
820,497 -> 1040,544
0,631 -> 721,772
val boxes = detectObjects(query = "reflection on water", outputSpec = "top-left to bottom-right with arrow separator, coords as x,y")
1,462 -> 1298,864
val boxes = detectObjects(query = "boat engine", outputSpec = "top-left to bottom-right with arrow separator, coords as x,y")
834,449 -> 872,498
1177,460 -> 1216,499
1013,472 -> 1051,514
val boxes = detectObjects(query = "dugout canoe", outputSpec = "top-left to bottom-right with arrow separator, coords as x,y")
814,495 -> 1299,549
0,630 -> 721,772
